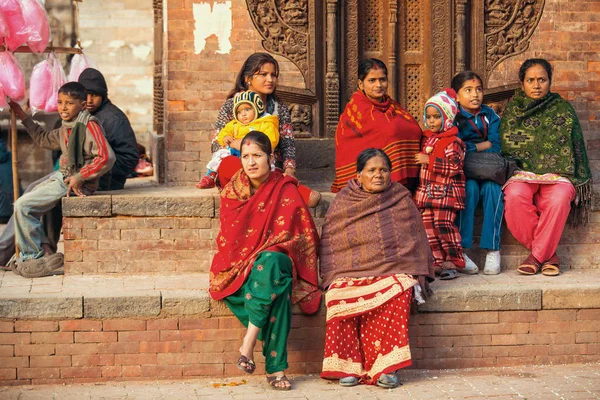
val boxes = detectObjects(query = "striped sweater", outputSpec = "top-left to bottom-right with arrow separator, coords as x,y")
23,116 -> 115,192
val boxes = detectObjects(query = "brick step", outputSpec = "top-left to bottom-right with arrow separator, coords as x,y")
1,270 -> 599,384
61,182 -> 600,275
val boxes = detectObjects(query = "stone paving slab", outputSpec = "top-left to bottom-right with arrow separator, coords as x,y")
0,363 -> 598,399
2,270 -> 600,318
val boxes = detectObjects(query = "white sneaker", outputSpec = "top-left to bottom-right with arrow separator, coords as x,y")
483,250 -> 501,275
461,253 -> 479,274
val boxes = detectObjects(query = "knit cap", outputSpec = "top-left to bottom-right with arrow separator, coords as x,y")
78,68 -> 108,98
233,91 -> 265,123
423,89 -> 458,132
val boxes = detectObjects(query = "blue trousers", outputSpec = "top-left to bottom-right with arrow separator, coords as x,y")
458,179 -> 504,251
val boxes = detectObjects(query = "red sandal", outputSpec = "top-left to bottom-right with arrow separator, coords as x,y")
517,254 -> 542,275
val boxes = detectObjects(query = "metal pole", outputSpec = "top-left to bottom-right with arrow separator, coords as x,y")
10,108 -> 19,256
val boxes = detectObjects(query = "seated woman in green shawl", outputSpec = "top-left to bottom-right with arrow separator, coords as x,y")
500,58 -> 592,276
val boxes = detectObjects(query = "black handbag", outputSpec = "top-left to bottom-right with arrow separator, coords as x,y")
462,152 -> 518,185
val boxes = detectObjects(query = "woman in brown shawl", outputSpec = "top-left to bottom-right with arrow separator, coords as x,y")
320,148 -> 434,388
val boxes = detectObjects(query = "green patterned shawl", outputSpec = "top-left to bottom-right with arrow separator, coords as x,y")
501,90 -> 592,225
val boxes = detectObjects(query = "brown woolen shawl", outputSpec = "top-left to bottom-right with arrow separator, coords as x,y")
319,179 -> 434,289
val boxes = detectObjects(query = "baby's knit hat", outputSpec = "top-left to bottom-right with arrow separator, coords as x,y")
233,90 -> 265,123
423,89 -> 458,132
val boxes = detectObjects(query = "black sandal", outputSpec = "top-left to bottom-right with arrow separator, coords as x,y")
267,375 -> 291,391
236,355 -> 256,374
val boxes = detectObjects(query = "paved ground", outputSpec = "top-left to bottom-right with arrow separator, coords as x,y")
0,363 -> 599,399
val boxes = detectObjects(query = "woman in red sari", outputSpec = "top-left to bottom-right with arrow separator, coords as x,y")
321,148 -> 433,388
209,131 -> 321,391
331,59 -> 422,193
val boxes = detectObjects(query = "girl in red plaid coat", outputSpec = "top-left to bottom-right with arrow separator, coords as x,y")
414,90 -> 466,279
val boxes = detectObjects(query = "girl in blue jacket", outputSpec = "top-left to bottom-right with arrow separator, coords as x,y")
451,71 -> 503,275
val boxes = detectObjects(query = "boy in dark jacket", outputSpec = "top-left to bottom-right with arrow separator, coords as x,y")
8,82 -> 115,277
78,68 -> 139,190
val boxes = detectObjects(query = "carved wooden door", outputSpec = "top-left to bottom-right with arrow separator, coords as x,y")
339,0 -> 434,124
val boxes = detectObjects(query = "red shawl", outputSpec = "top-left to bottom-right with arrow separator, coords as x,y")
331,90 -> 423,192
209,169 -> 322,314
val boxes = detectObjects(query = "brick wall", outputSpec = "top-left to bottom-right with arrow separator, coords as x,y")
487,0 -> 600,180
165,0 -> 307,186
78,1 -> 154,149
63,214 -> 327,275
63,217 -> 218,275
1,309 -> 598,384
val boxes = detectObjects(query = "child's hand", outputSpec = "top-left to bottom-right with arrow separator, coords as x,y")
476,141 -> 493,152
8,101 -> 28,121
64,176 -> 85,197
414,153 -> 430,165
223,135 -> 234,146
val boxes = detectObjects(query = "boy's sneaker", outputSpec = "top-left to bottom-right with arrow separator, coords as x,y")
196,173 -> 216,189
461,253 -> 479,274
483,250 -> 501,275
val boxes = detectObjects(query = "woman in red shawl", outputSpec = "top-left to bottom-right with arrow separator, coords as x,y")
209,131 -> 321,391
320,148 -> 433,388
331,59 -> 422,193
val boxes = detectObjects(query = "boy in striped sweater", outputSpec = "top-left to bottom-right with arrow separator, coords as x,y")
8,82 -> 115,277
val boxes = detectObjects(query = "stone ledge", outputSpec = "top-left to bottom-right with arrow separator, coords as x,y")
84,291 -> 162,318
2,271 -> 600,319
0,295 -> 82,319
161,290 -> 210,315
543,286 -> 600,309
419,286 -> 542,312
62,185 -> 329,218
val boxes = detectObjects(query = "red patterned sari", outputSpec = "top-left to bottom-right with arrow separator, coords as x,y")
209,169 -> 321,314
331,90 -> 422,193
320,179 -> 433,384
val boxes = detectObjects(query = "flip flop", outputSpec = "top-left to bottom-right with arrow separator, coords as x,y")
236,355 -> 256,374
541,254 -> 560,276
541,264 -> 560,276
267,375 -> 291,391
517,254 -> 542,275
339,376 -> 359,387
376,373 -> 401,389
439,269 -> 458,280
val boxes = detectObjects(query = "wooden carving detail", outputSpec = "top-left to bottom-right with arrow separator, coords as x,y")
344,0 -> 360,102
361,0 -> 381,52
485,0 -> 545,75
246,0 -> 309,81
325,0 -> 340,137
431,0 -> 451,92
289,103 -> 313,138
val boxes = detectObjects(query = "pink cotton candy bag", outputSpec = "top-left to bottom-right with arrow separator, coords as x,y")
68,53 -> 98,82
44,55 -> 67,112
0,52 -> 25,101
0,0 -> 30,51
20,0 -> 50,53
29,57 -> 52,114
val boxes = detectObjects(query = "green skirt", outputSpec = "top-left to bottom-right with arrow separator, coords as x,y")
225,251 -> 292,374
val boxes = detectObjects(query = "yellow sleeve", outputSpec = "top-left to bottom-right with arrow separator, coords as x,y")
234,124 -> 251,140
258,116 -> 280,150
216,120 -> 236,146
